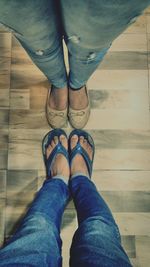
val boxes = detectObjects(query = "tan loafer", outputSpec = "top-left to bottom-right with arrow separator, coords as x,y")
46,87 -> 68,129
68,86 -> 90,129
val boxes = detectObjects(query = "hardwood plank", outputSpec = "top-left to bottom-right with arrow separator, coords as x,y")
0,199 -> 6,247
11,37 -> 45,89
0,33 -> 11,57
7,170 -> 38,190
0,70 -> 10,89
0,151 -> 8,170
88,130 -> 150,149
0,129 -> 8,150
0,170 -> 6,198
124,15 -> 146,34
101,191 -> 150,212
94,149 -> 150,170
146,14 -> 150,33
110,34 -> 147,52
0,58 -> 11,71
135,236 -> 150,267
114,213 -> 150,235
121,236 -> 136,258
10,89 -> 30,110
87,70 -> 148,91
0,129 -> 8,170
85,109 -> 150,130
9,109 -> 49,129
0,110 -> 9,128
0,89 -> 9,108
0,33 -> 11,90
92,170 -> 150,191
100,51 -> 147,70
130,258 -> 140,267
89,89 -> 149,109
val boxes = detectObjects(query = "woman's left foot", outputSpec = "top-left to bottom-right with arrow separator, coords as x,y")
70,134 -> 93,177
68,86 -> 90,129
69,86 -> 88,110
46,86 -> 68,128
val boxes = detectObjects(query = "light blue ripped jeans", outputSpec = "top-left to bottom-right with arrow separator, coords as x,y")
0,0 -> 150,89
0,175 -> 132,267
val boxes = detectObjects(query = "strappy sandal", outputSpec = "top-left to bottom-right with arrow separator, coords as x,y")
42,129 -> 69,179
46,86 -> 68,129
68,129 -> 95,178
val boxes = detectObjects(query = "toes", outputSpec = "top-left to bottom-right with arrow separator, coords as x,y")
70,134 -> 93,161
71,134 -> 78,149
59,134 -> 68,149
54,136 -> 58,144
51,140 -> 56,148
80,135 -> 93,160
47,144 -> 52,152
51,135 -> 59,148
80,136 -> 88,149
87,144 -> 93,159
83,138 -> 87,144
79,136 -> 84,146
47,136 -> 58,154
46,144 -> 52,159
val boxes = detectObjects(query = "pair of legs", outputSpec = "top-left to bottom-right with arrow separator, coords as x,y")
0,0 -> 150,114
0,131 -> 132,266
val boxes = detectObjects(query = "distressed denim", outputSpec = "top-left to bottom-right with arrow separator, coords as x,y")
0,0 -> 150,89
0,176 -> 132,267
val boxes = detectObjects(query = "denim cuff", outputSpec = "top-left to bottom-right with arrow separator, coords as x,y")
70,172 -> 90,180
50,80 -> 68,89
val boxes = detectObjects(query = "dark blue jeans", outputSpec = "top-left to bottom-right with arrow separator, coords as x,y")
0,175 -> 132,267
0,0 -> 150,89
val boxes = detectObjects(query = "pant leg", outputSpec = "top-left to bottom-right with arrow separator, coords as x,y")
69,175 -> 132,267
60,0 -> 150,89
0,178 -> 70,267
0,0 -> 67,88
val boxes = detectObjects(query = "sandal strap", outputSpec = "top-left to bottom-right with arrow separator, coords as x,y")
70,143 -> 92,177
46,144 -> 68,178
69,129 -> 95,178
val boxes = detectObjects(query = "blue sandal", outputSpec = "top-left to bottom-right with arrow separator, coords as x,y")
42,129 -> 69,179
69,129 -> 95,178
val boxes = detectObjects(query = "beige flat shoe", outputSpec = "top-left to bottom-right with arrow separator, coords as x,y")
46,87 -> 68,129
68,86 -> 90,129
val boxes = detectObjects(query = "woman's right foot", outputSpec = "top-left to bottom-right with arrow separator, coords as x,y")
46,85 -> 68,128
70,134 -> 93,177
46,134 -> 69,179
49,85 -> 68,111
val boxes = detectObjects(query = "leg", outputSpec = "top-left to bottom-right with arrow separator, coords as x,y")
69,133 -> 132,267
61,0 -> 150,89
60,0 -> 150,127
0,179 -> 69,267
0,0 -> 67,88
0,0 -> 68,127
0,131 -> 70,267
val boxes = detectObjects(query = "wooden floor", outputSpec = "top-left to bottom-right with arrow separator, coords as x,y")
0,8 -> 150,267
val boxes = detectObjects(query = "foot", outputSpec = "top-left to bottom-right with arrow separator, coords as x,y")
69,85 -> 88,110
46,134 -> 69,178
49,85 -> 68,111
70,134 -> 93,177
